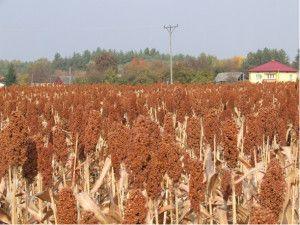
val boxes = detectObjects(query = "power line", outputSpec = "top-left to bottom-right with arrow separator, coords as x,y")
0,25 -> 161,32
163,24 -> 178,84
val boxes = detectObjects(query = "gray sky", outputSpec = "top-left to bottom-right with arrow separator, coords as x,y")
0,0 -> 298,61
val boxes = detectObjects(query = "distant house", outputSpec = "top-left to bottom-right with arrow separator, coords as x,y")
215,72 -> 245,83
0,75 -> 5,88
54,77 -> 63,84
248,60 -> 298,83
54,75 -> 74,84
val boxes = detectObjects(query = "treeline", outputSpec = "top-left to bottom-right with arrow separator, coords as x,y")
0,47 -> 298,85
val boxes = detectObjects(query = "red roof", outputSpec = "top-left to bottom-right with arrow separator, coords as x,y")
54,77 -> 63,84
249,60 -> 297,72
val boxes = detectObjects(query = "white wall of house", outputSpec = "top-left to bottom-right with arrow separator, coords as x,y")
249,72 -> 298,83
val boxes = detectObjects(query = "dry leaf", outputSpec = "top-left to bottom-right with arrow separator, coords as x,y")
179,183 -> 189,193
281,146 -> 293,162
238,156 -> 252,169
91,157 -> 111,194
0,208 -> 11,224
204,147 -> 214,180
41,209 -> 54,223
76,192 -> 108,224
236,204 -> 249,224
207,173 -> 218,194
159,205 -> 174,214
214,207 -> 228,224
35,191 -> 51,202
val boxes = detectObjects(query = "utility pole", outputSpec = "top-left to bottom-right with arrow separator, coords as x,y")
69,67 -> 72,84
31,73 -> 33,85
164,24 -> 178,84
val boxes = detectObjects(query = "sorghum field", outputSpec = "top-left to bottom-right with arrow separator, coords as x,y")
0,82 -> 299,224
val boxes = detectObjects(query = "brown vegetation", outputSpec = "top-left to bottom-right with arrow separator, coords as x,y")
0,82 -> 298,224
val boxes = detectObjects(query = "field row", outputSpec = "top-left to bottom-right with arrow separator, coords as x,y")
0,82 -> 298,224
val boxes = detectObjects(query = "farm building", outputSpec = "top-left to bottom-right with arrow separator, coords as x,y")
54,75 -> 74,84
0,75 -> 5,88
215,72 -> 245,83
248,60 -> 298,83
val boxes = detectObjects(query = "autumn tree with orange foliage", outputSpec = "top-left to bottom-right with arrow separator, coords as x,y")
122,58 -> 168,84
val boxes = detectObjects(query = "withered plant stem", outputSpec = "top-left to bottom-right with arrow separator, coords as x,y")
25,182 -> 30,222
163,178 -> 169,225
49,189 -> 57,224
291,185 -> 295,224
209,196 -> 213,225
154,200 -> 159,225
11,167 -> 17,224
213,134 -> 216,167
72,133 -> 79,188
175,191 -> 179,224
37,173 -> 43,218
169,184 -> 174,224
84,155 -> 90,193
62,166 -> 66,186
231,172 -> 237,224
111,167 -> 116,203
213,135 -> 216,173
241,119 -> 244,155
199,117 -> 204,161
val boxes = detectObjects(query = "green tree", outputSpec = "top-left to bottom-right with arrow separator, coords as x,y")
82,50 -> 91,67
292,50 -> 299,69
243,48 -> 289,71
5,63 -> 17,86
71,53 -> 85,70
197,53 -> 218,72
122,58 -> 165,84
28,59 -> 52,83
104,68 -> 120,83
191,71 -> 214,83
94,52 -> 118,73
173,62 -> 195,83
87,53 -> 118,82
17,73 -> 30,85
144,48 -> 150,56
149,48 -> 159,56
52,53 -> 65,70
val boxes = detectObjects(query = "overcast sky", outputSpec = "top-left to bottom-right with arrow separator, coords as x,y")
0,0 -> 298,61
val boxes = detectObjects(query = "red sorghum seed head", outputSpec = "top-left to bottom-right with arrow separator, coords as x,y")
83,110 -> 102,156
0,111 -> 29,178
145,155 -> 164,200
159,133 -> 182,184
203,109 -> 221,148
52,124 -> 69,164
6,111 -> 29,167
221,169 -> 232,201
249,206 -> 277,224
186,116 -> 201,157
258,158 -> 286,219
107,122 -> 130,179
220,169 -> 242,201
221,118 -> 238,168
35,135 -> 53,189
188,157 -> 205,214
123,189 -> 148,224
22,138 -> 38,184
57,187 -> 78,224
163,112 -> 176,142
0,126 -> 10,178
125,115 -> 161,192
80,211 -> 98,224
